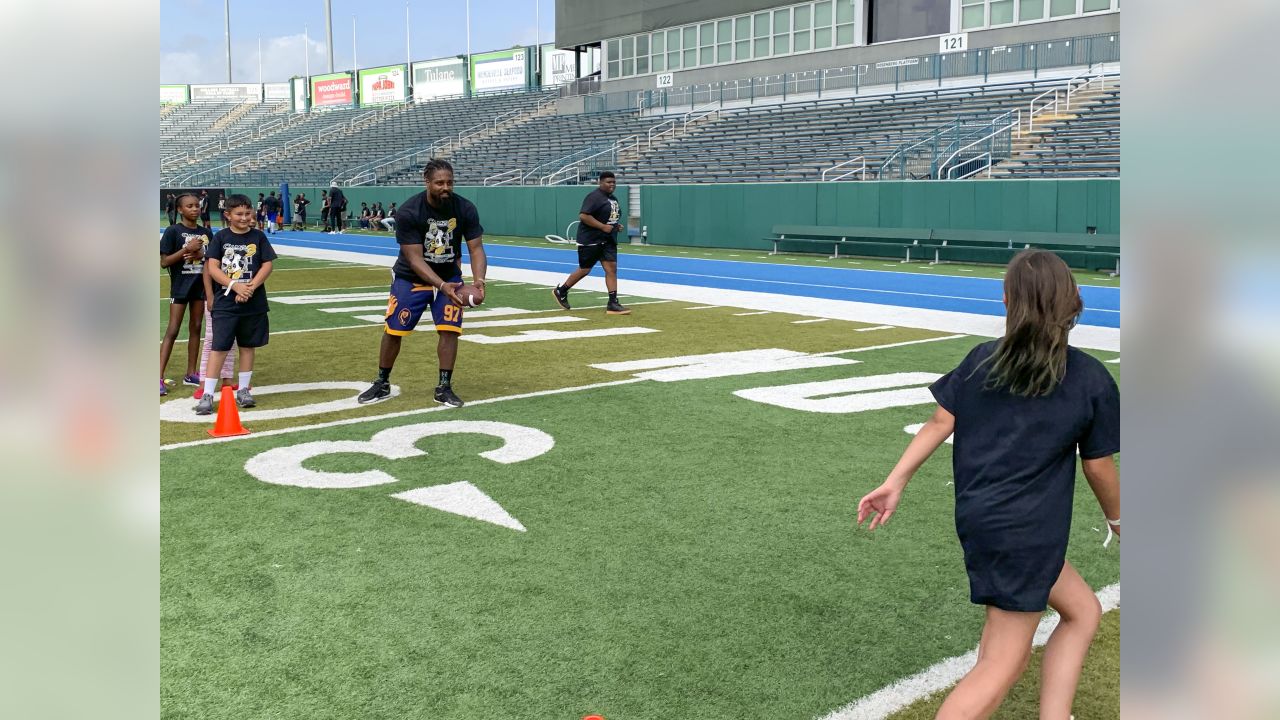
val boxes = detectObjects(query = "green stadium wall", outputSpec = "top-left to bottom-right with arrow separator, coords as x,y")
227,179 -> 1116,262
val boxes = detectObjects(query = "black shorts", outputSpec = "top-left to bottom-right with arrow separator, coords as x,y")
170,278 -> 206,305
577,241 -> 618,269
211,312 -> 269,351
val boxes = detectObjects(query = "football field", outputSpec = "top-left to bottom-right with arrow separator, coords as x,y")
161,239 -> 1120,719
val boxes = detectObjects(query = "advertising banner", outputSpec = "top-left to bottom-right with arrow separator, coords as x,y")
471,49 -> 528,93
412,58 -> 466,101
540,47 -> 579,86
264,82 -> 291,101
310,72 -> 354,108
190,83 -> 263,103
358,64 -> 408,106
160,85 -> 190,105
292,77 -> 308,113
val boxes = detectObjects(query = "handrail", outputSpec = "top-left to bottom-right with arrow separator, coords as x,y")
682,103 -> 719,131
258,118 -> 284,135
484,169 -> 524,186
257,147 -> 280,162
822,156 -> 867,182
946,151 -> 993,180
227,129 -> 254,147
229,156 -> 252,173
542,143 -> 622,186
492,108 -> 522,126
543,165 -> 580,186
161,152 -> 189,170
350,110 -> 379,131
458,120 -> 490,142
284,136 -> 313,152
347,170 -> 375,186
878,132 -> 938,179
935,113 -> 1018,179
194,141 -> 221,158
318,123 -> 346,143
646,118 -> 676,149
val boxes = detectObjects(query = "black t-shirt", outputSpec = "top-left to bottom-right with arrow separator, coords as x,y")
206,228 -> 278,316
576,188 -> 620,246
930,341 -> 1120,555
295,197 -> 309,213
160,224 -> 213,297
165,197 -> 175,212
329,188 -> 347,211
199,196 -> 209,213
392,191 -> 483,283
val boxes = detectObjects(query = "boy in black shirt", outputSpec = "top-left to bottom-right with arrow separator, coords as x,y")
357,159 -> 486,407
195,194 -> 278,415
552,171 -> 629,314
159,193 -> 213,395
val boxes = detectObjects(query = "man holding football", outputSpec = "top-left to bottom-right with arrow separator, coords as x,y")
357,158 -> 487,408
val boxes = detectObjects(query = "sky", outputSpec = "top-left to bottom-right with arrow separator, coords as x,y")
160,0 -> 555,84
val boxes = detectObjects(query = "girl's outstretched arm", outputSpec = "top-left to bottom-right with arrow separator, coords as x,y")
857,405 -> 955,530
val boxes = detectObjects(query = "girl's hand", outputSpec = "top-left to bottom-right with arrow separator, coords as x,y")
857,482 -> 903,531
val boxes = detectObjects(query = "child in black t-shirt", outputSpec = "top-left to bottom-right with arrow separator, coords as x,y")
159,193 -> 213,396
857,249 -> 1120,719
195,194 -> 278,415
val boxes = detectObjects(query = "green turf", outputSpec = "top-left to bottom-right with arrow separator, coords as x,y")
161,255 -> 1120,720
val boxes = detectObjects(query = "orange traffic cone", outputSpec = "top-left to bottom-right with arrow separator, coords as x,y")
207,385 -> 250,437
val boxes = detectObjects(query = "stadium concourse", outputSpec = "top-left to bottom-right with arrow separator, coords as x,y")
161,1 -> 1120,718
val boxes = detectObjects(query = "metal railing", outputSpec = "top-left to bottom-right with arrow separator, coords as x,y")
1025,63 -> 1113,133
161,153 -> 189,170
194,141 -> 221,159
613,32 -> 1120,114
258,118 -> 284,136
936,113 -> 1018,179
227,129 -> 254,148
483,169 -> 523,186
682,102 -> 720,130
822,156 -> 867,182
318,123 -> 346,142
646,118 -> 676,149
284,136 -> 313,153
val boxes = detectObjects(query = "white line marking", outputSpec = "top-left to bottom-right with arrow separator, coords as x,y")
270,245 -> 1121,351
791,318 -> 830,324
172,323 -> 381,344
684,305 -> 721,310
319,305 -> 389,313
733,311 -> 772,316
274,285 -> 388,294
462,327 -> 659,344
728,254 -> 740,257
274,292 -> 390,305
160,378 -> 647,451
856,325 -> 896,332
813,335 -> 969,357
466,316 -> 586,329
818,584 -> 1119,720
1106,357 -> 1120,364
958,269 -> 974,272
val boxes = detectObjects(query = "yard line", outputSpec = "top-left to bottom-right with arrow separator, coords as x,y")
160,378 -> 648,451
856,325 -> 896,332
274,285 -> 388,294
818,584 -> 1120,720
319,305 -> 389,313
791,318 -> 830,324
733,311 -> 771,316
1106,357 -> 1120,364
173,323 -> 381,343
684,305 -> 721,310
466,316 -> 586,329
274,292 -> 390,305
957,269 -> 974,272
813,334 -> 969,357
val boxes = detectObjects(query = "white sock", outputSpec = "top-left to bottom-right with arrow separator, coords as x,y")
239,371 -> 253,389
203,378 -> 218,397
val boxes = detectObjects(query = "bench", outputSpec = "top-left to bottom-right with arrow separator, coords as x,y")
764,225 -> 932,261
925,230 -> 1121,275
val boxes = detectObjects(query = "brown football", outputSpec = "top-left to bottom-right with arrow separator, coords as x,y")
456,284 -> 484,307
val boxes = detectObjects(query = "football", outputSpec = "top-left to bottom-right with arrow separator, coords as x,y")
455,283 -> 484,307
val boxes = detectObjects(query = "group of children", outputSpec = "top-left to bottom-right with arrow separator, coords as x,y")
160,193 -> 276,414
357,201 -> 396,231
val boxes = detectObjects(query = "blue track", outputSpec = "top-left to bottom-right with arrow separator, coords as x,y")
268,230 -> 1120,328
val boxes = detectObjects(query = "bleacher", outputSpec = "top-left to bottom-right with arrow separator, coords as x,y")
993,82 -> 1120,178
160,101 -> 287,162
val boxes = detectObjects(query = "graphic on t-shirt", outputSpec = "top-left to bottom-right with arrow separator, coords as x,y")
607,199 -> 620,226
221,243 -> 258,292
424,217 -> 458,262
178,230 -> 208,275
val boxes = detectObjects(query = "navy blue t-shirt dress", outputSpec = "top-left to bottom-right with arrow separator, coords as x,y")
930,341 -> 1120,612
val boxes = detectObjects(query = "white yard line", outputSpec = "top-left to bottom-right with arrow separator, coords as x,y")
856,325 -> 896,332
160,378 -> 648,452
791,318 -> 831,324
733,311 -> 772,316
684,305 -> 721,310
818,584 -> 1120,720
813,335 -> 969,357
270,245 -> 1120,352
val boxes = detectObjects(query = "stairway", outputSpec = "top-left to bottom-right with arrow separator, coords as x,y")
989,84 -> 1118,178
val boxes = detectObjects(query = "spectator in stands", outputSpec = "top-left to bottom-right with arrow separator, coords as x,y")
327,183 -> 347,234
358,202 -> 371,229
320,190 -> 331,231
293,193 -> 310,230
381,203 -> 397,232
198,190 -> 211,227
165,194 -> 177,226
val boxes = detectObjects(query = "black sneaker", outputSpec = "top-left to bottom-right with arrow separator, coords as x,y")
606,299 -> 631,315
434,384 -> 464,407
357,379 -> 392,405
552,285 -> 570,310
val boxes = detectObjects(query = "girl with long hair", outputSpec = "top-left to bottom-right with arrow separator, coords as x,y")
858,249 -> 1120,719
